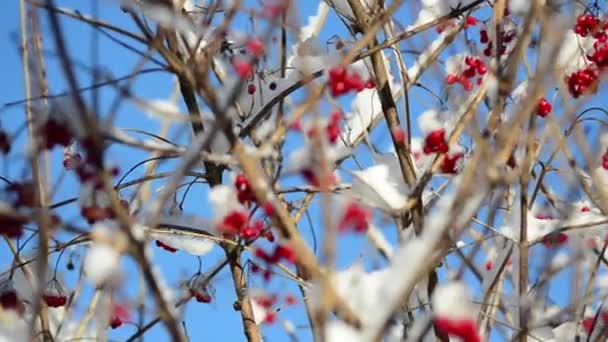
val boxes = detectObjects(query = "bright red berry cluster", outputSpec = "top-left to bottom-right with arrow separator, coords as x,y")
235,174 -> 256,206
234,174 -> 276,219
327,66 -> 374,97
567,67 -> 598,98
589,41 -> 608,67
574,14 -> 604,38
43,293 -> 67,308
338,202 -> 371,233
306,110 -> 343,144
445,56 -> 486,91
423,129 -> 449,155
253,244 -> 297,281
567,14 -> 608,98
440,153 -> 464,174
219,210 -> 273,242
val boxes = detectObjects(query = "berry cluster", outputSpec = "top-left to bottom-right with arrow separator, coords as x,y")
43,293 -> 68,308
574,14 -> 604,38
38,116 -> 74,150
440,153 -> 464,174
0,289 -> 24,314
252,293 -> 297,324
296,111 -> 344,187
338,202 -> 371,233
219,210 -> 274,242
566,67 -> 598,98
479,29 -> 515,57
445,56 -> 487,91
75,162 -> 125,225
0,214 -> 27,239
567,14 -> 608,98
327,66 -> 375,97
234,174 -> 275,219
541,232 -> 569,248
325,110 -> 342,144
189,287 -> 212,303
423,129 -> 449,155
253,244 -> 297,281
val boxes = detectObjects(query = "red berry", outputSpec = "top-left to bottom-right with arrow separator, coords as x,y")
285,294 -> 298,305
480,30 -> 489,43
338,202 -> 370,233
264,312 -> 277,324
234,59 -> 254,79
465,16 -> 478,28
391,126 -> 406,144
274,244 -> 297,264
262,202 -> 274,216
264,230 -> 275,243
485,261 -> 493,271
445,74 -> 458,85
423,129 -> 449,154
109,316 -> 123,329
328,66 -> 346,80
246,39 -> 264,56
537,98 -> 552,117
440,153 -> 464,174
247,84 -> 256,95
434,317 -> 480,342
462,78 -> 473,91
